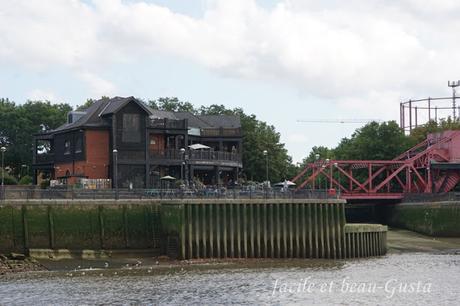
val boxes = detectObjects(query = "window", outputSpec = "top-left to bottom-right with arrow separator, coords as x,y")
75,135 -> 83,153
64,140 -> 71,155
122,113 -> 141,143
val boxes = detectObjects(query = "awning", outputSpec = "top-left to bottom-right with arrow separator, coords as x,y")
274,180 -> 296,187
188,143 -> 211,150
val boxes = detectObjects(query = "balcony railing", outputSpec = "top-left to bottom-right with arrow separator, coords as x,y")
149,149 -> 242,163
150,149 -> 183,160
189,150 -> 241,162
149,118 -> 187,130
35,153 -> 54,164
201,128 -> 241,137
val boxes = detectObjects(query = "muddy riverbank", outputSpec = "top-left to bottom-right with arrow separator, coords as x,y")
1,228 -> 460,276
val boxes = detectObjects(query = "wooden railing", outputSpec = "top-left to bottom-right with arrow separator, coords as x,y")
35,153 -> 54,164
149,149 -> 241,163
149,118 -> 187,129
200,128 -> 241,137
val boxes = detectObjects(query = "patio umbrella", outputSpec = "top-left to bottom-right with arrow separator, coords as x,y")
160,175 -> 176,181
274,180 -> 296,187
188,143 -> 211,150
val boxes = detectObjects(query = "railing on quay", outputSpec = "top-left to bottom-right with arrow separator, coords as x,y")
0,188 -> 336,201
402,192 -> 460,203
149,149 -> 242,163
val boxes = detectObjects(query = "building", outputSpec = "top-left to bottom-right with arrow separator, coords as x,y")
32,97 -> 243,188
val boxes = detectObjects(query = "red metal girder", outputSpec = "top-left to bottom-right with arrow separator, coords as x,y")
318,167 -> 348,192
372,164 -> 408,192
341,193 -> 404,200
335,164 -> 369,192
291,163 -> 313,183
297,167 -> 322,190
410,165 -> 427,189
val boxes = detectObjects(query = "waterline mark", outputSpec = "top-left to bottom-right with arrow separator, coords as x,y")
272,277 -> 432,299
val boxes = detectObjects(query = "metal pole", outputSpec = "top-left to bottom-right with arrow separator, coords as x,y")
113,149 -> 118,200
265,155 -> 268,183
1,148 -> 5,200
428,97 -> 431,122
263,150 -> 268,186
448,80 -> 460,121
409,99 -> 412,133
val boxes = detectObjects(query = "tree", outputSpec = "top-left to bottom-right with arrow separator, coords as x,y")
150,98 -> 294,183
0,99 -> 71,177
333,121 -> 410,160
148,97 -> 196,113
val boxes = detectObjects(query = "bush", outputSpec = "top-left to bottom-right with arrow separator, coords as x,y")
0,169 -> 17,185
40,179 -> 50,189
18,175 -> 32,185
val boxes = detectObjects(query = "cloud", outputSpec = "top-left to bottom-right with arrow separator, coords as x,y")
1,0 -> 459,113
27,89 -> 59,102
78,71 -> 117,97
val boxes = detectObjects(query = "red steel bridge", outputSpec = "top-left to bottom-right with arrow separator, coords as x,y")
291,130 -> 460,201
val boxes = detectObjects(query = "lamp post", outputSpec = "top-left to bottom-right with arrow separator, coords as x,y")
113,149 -> 118,200
333,162 -> 339,194
21,164 -> 29,178
180,148 -> 185,183
314,153 -> 320,190
263,150 -> 268,186
1,147 -> 6,200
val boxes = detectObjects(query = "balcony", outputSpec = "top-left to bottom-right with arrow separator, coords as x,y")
200,128 -> 241,137
149,118 -> 187,130
35,153 -> 54,165
149,149 -> 242,167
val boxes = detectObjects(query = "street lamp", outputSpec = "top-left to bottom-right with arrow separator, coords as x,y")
112,149 -> 118,200
180,148 -> 185,183
263,150 -> 268,186
333,162 -> 338,193
1,147 -> 6,200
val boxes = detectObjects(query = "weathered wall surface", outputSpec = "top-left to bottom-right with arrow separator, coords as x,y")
387,202 -> 460,237
0,201 -> 162,254
0,199 -> 388,259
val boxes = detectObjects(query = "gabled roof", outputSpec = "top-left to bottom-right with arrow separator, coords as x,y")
45,96 -> 241,135
51,99 -> 111,133
198,115 -> 241,128
99,96 -> 151,116
174,112 -> 213,128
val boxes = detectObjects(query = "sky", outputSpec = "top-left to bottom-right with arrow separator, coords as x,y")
1,0 -> 460,162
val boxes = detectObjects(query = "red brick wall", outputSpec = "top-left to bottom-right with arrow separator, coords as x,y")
55,130 -> 110,180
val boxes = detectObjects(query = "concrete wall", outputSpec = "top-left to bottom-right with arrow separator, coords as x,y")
0,199 -> 388,260
387,201 -> 460,237
0,200 -> 162,254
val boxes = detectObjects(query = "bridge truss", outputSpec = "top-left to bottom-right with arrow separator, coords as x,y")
292,132 -> 460,200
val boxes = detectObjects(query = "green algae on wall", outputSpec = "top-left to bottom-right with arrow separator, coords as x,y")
388,202 -> 460,237
0,201 -> 163,254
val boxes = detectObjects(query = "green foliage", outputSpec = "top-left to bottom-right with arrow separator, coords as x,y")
148,97 -> 196,113
0,169 -> 18,185
0,98 -> 71,177
150,97 -> 293,183
40,179 -> 50,189
334,121 -> 410,160
18,175 -> 32,185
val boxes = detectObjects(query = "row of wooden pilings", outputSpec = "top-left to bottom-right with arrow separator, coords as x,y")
175,200 -> 387,260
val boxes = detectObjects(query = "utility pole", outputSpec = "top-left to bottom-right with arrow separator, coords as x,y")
113,149 -> 118,200
448,80 -> 460,120
1,147 -> 6,200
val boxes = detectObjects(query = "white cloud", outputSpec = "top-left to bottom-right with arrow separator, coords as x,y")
27,89 -> 59,102
1,0 -> 458,110
287,133 -> 309,144
78,71 -> 117,97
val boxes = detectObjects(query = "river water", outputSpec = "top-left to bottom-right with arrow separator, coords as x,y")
1,253 -> 459,305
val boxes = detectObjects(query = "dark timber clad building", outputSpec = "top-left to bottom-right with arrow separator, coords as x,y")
32,97 -> 243,188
